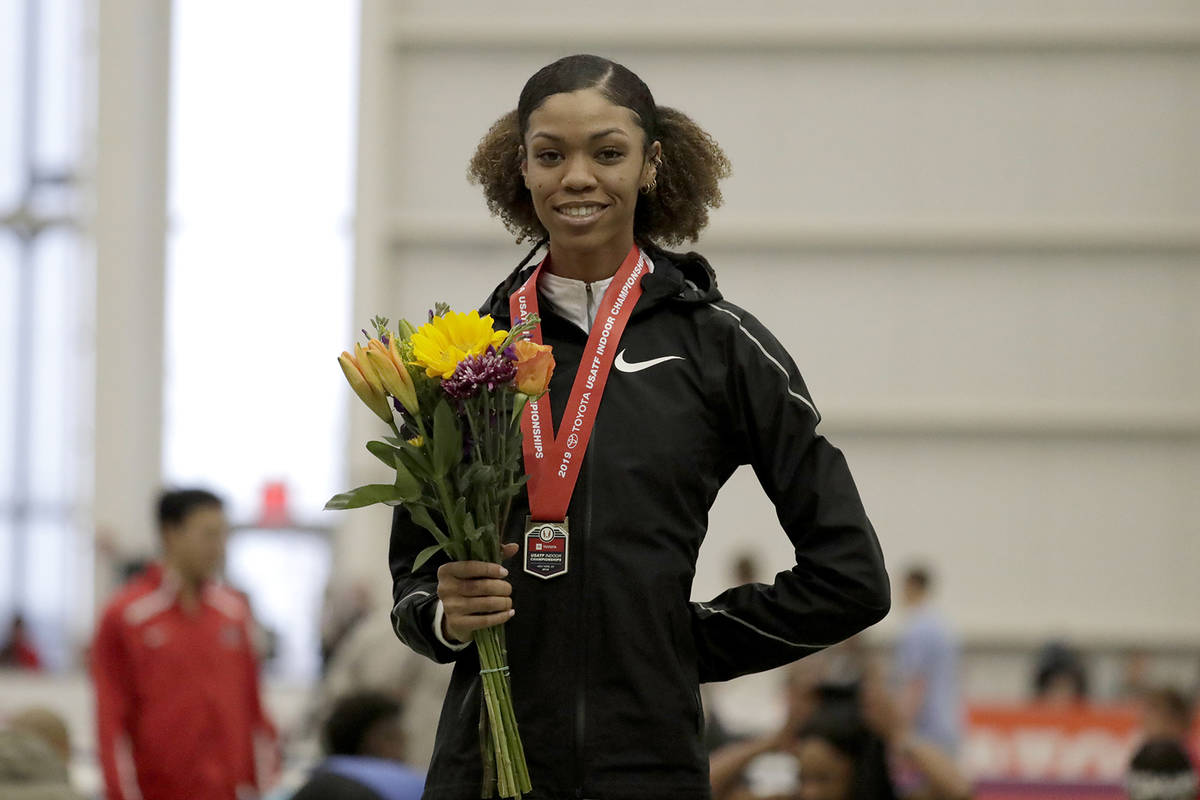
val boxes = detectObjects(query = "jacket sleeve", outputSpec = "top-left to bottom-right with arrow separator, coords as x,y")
388,505 -> 471,663
91,605 -> 139,800
690,304 -> 891,682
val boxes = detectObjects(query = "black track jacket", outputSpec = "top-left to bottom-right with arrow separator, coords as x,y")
389,245 -> 891,800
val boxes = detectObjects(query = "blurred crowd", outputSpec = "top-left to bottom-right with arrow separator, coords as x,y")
1,492 -> 1198,800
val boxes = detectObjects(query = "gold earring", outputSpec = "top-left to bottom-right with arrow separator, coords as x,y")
641,176 -> 657,194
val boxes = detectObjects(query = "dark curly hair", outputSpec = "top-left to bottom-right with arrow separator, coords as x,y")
322,691 -> 403,757
468,54 -> 730,247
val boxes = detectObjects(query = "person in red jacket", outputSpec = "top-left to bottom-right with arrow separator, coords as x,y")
90,488 -> 278,800
0,613 -> 43,670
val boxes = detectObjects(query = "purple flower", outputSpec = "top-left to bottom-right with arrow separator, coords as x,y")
442,346 -> 518,399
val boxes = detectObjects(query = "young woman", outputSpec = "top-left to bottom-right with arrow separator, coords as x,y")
389,54 -> 891,800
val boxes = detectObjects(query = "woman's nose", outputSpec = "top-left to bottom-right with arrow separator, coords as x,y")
561,154 -> 597,190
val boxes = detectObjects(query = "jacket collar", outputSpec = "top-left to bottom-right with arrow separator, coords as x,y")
481,241 -> 722,324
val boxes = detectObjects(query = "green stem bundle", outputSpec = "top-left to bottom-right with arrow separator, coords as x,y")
430,393 -> 530,798
475,625 -> 531,798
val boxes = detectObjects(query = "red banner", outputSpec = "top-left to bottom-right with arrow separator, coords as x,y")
964,703 -> 1200,799
965,705 -> 1143,782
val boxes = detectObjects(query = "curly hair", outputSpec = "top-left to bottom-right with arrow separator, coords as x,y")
467,55 -> 731,248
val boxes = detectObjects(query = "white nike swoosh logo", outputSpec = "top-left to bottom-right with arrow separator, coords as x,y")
613,350 -> 686,373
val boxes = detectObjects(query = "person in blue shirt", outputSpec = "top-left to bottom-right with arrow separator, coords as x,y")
290,691 -> 424,800
893,565 -> 962,757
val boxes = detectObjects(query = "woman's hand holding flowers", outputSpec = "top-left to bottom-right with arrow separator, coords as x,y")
438,542 -> 520,643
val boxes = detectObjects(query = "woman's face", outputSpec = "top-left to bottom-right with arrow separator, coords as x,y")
796,737 -> 854,800
521,88 -> 660,257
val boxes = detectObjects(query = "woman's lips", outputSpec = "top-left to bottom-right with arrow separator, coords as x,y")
554,204 -> 608,226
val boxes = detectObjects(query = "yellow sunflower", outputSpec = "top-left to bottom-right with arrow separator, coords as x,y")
410,310 -> 508,379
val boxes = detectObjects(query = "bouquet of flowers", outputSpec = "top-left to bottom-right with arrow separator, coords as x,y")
327,304 -> 553,799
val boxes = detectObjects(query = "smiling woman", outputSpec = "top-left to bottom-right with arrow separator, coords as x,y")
389,54 -> 891,800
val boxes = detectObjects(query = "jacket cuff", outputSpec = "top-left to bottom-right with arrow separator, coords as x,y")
432,599 -> 472,651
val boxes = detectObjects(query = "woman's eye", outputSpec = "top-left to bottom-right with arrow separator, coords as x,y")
535,151 -> 562,164
597,149 -> 623,162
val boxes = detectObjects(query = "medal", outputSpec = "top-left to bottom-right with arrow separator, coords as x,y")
523,517 -> 569,579
510,245 -> 648,580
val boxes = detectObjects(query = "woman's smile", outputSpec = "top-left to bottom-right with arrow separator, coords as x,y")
554,202 -> 609,224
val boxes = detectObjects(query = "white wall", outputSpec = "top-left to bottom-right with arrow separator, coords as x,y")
351,1 -> 1200,644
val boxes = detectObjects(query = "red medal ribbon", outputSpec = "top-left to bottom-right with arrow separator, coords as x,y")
510,244 -> 647,522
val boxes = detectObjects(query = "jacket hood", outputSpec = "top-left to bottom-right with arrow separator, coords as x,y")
481,242 -> 722,322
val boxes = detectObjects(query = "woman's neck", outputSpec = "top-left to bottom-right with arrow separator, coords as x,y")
546,235 -> 634,283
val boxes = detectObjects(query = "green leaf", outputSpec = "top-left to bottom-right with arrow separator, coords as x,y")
366,440 -> 400,469
463,512 -> 480,542
324,484 -> 406,510
510,392 -> 530,425
451,496 -> 469,535
393,458 -> 422,502
411,542 -> 445,572
468,464 -> 498,490
432,400 -> 462,476
408,505 -> 449,547
494,474 -> 530,502
385,436 -> 434,477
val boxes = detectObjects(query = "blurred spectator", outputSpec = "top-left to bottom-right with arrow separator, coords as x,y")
1142,687 -> 1194,741
1119,649 -> 1154,701
0,707 -> 82,800
709,673 -> 972,800
1032,640 -> 1090,705
290,691 -> 424,800
0,613 -> 43,671
708,654 -> 826,797
894,565 -> 962,755
7,707 -> 72,765
1140,687 -> 1196,754
90,488 -> 278,800
1126,738 -> 1197,800
312,610 -> 451,768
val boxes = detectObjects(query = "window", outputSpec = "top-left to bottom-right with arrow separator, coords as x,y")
165,1 -> 359,679
0,0 -> 88,670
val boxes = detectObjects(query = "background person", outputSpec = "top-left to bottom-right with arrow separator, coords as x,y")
0,614 -> 43,671
894,565 -> 962,756
1126,738 -> 1198,800
0,707 -> 82,800
90,488 -> 278,800
309,610 -> 451,769
710,675 -> 971,800
289,691 -> 424,800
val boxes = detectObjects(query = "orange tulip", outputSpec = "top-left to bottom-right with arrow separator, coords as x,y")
512,340 -> 555,397
338,351 -> 394,423
365,338 -> 420,415
354,343 -> 385,394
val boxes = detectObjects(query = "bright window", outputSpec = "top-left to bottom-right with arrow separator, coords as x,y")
165,1 -> 359,679
0,0 -> 88,670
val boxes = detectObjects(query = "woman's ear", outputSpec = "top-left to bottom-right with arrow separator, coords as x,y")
643,140 -> 663,185
518,145 -> 529,187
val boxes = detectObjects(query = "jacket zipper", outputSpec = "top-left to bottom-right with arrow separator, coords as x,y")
585,282 -> 595,329
573,443 -> 594,798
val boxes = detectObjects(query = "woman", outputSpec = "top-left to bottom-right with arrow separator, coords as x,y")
710,677 -> 972,800
389,54 -> 891,800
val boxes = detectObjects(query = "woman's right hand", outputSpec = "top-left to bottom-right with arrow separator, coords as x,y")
437,542 -> 520,643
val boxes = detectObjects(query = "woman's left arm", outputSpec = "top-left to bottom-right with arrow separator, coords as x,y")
690,304 -> 891,682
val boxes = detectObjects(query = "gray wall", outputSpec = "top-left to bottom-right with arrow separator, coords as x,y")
348,1 -> 1200,647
